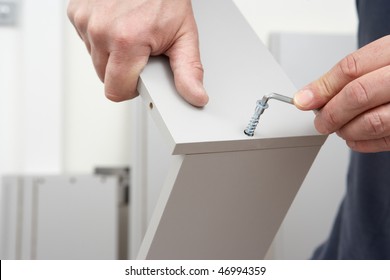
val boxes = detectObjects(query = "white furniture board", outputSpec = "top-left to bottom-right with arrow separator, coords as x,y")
138,0 -> 324,155
134,0 -> 327,259
138,146 -> 320,259
35,176 -> 118,260
1,175 -> 122,259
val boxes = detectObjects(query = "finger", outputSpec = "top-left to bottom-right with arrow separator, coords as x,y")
66,1 -> 80,26
68,13 -> 92,54
104,48 -> 150,102
337,103 -> 390,141
314,65 -> 390,134
294,35 -> 390,110
67,2 -> 89,41
71,16 -> 92,54
91,47 -> 109,82
166,32 -> 209,107
67,2 -> 94,53
84,39 -> 92,54
346,137 -> 390,153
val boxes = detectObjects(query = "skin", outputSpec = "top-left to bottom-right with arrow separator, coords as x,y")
68,1 -> 389,153
294,35 -> 390,153
67,0 -> 208,107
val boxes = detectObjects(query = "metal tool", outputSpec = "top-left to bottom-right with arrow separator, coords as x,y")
244,92 -> 294,136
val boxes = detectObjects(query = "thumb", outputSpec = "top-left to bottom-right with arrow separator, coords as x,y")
293,74 -> 343,111
294,54 -> 359,111
166,32 -> 209,107
293,86 -> 327,111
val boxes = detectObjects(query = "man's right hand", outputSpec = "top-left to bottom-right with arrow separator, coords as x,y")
67,0 -> 208,107
294,35 -> 390,153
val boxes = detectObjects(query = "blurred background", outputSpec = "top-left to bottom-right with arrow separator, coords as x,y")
0,0 -> 357,259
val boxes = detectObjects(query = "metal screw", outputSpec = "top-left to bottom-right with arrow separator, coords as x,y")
244,92 -> 294,136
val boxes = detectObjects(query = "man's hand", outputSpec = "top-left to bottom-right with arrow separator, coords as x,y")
67,0 -> 208,107
294,35 -> 390,153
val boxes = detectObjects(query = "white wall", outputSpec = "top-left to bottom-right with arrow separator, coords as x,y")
0,26 -> 21,251
234,0 -> 357,44
0,0 -> 64,191
0,0 -> 65,256
0,0 -> 64,175
0,28 -> 21,175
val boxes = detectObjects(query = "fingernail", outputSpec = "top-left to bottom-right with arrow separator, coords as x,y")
294,89 -> 314,108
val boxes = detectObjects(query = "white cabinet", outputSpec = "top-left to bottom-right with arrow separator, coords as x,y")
131,0 -> 325,259
1,174 -> 127,260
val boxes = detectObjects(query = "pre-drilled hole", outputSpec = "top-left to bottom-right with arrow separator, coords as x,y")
149,102 -> 153,110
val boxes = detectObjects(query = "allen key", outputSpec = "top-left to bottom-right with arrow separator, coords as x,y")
244,92 -> 294,137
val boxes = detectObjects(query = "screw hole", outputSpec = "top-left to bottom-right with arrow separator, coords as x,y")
149,102 -> 153,110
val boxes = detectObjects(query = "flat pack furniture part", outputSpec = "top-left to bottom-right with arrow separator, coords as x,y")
1,174 -> 127,260
136,0 -> 326,259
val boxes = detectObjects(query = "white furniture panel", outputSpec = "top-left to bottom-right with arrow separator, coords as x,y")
138,147 -> 320,259
132,0 -> 326,259
138,0 -> 321,156
1,175 -> 126,259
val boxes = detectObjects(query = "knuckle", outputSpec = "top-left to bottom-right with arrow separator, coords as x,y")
110,24 -> 141,50
188,60 -> 204,75
72,10 -> 88,31
87,20 -> 106,41
66,1 -> 80,21
339,53 -> 360,80
346,140 -> 359,151
66,4 -> 75,20
336,128 -> 347,140
384,137 -> 390,150
344,80 -> 370,108
317,76 -> 335,99
320,107 -> 339,131
111,32 -> 135,50
363,111 -> 386,136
